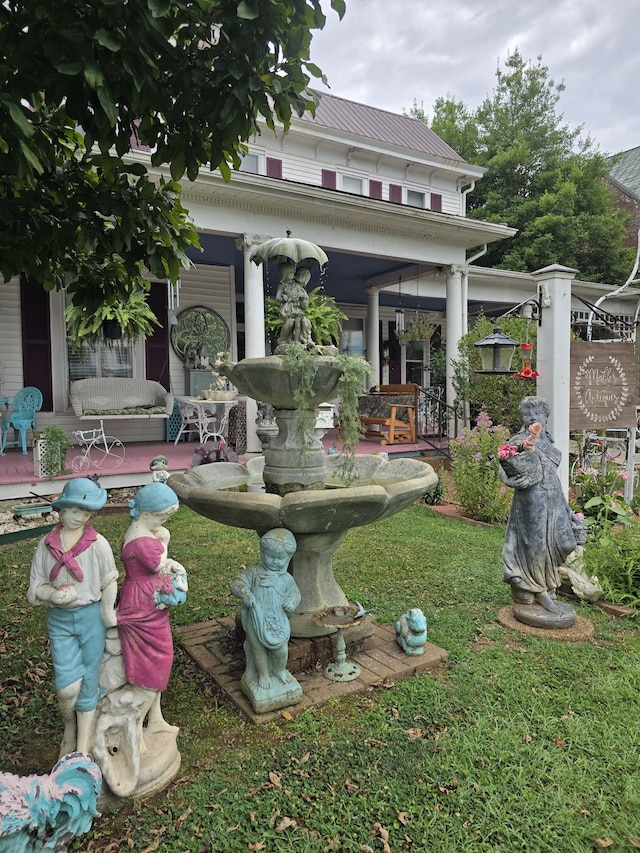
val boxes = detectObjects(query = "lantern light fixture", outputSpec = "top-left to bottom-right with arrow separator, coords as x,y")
474,326 -> 520,375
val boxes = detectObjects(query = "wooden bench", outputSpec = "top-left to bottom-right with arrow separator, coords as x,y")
70,379 -> 173,421
358,384 -> 417,445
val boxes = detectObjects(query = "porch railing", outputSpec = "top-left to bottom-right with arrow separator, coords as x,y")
416,385 -> 458,457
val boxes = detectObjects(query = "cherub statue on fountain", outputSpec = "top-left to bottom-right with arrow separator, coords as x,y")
230,528 -> 303,714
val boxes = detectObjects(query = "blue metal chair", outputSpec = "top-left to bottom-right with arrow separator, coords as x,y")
1,387 -> 43,454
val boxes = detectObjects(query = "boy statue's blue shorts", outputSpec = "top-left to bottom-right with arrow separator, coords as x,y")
46,602 -> 106,712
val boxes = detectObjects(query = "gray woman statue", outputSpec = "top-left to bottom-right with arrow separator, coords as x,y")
498,396 -> 586,628
230,528 -> 303,713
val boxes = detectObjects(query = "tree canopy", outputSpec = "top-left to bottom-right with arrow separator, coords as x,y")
0,0 -> 345,312
413,49 -> 634,284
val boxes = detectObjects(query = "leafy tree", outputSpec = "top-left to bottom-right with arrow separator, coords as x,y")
412,49 -> 634,283
0,0 -> 345,314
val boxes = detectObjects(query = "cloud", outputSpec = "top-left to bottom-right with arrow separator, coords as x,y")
311,0 -> 640,154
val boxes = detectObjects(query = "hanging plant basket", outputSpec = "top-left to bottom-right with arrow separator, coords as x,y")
102,319 -> 123,340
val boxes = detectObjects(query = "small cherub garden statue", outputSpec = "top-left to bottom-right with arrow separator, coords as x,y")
229,528 -> 303,714
27,478 -> 118,756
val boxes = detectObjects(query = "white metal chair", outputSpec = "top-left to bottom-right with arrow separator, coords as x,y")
197,405 -> 224,444
174,399 -> 201,445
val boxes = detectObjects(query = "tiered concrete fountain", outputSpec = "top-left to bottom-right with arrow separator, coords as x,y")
169,237 -> 438,638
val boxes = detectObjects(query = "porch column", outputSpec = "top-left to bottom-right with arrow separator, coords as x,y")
445,265 -> 464,435
533,264 -> 577,494
236,234 -> 270,453
366,290 -> 380,387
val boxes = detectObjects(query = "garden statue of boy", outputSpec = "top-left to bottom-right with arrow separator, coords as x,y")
229,528 -> 303,713
498,396 -> 587,628
28,478 -> 118,756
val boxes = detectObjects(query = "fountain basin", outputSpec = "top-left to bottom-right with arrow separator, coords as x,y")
169,455 -> 437,636
219,356 -> 342,409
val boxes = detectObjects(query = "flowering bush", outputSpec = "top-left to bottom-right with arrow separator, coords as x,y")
569,465 -> 632,537
450,412 -> 513,523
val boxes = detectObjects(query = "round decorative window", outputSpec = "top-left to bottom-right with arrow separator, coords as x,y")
170,306 -> 231,364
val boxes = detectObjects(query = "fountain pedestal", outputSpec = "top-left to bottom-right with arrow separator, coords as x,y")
263,408 -> 327,495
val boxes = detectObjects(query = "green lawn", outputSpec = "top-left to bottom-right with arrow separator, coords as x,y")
1,506 -> 639,852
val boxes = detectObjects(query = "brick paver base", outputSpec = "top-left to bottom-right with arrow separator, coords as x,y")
178,617 -> 448,725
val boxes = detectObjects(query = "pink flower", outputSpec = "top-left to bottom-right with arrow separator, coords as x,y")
620,470 -> 629,480
157,574 -> 174,595
498,444 -> 517,460
575,512 -> 585,520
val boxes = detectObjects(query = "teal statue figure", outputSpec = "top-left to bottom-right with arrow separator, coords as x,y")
229,528 -> 303,714
498,396 -> 587,629
396,607 -> 427,655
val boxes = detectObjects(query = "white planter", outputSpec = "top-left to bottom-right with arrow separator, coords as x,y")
33,438 -> 66,479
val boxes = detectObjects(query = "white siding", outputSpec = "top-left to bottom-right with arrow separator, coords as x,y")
0,277 -> 24,399
247,140 -> 464,215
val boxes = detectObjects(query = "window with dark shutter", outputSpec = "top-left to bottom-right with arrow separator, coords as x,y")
266,157 -> 283,179
369,180 -> 383,199
321,169 -> 337,189
20,275 -> 53,410
389,184 -> 403,204
430,193 -> 443,212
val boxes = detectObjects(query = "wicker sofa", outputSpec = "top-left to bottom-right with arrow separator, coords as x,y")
70,378 -> 173,420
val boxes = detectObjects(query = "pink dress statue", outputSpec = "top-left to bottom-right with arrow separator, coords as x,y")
116,483 -> 187,706
117,537 -> 174,692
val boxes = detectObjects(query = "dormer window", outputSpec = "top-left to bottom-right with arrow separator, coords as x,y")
239,152 -> 260,174
407,189 -> 426,208
342,174 -> 364,195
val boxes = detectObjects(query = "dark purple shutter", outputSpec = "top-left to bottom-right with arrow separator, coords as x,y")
430,193 -> 442,212
369,180 -> 382,199
266,157 -> 283,179
389,184 -> 403,204
321,169 -> 337,189
20,275 -> 53,410
145,282 -> 170,389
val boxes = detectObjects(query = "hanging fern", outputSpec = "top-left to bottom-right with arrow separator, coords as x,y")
65,289 -> 159,350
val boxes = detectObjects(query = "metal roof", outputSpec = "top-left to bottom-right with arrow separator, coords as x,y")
305,90 -> 465,163
608,145 -> 640,198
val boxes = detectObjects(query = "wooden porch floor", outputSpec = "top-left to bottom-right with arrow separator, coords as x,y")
0,430 -> 439,501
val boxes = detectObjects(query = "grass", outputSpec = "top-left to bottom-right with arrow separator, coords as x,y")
2,505 -> 640,851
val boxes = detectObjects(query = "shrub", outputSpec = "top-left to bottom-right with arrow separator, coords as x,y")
582,522 -> 640,606
419,478 -> 444,506
569,465 -> 632,538
449,412 -> 512,523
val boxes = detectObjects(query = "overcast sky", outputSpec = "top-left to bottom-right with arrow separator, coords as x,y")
309,0 -> 638,156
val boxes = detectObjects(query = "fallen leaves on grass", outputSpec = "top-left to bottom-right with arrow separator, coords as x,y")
275,816 -> 297,832
373,822 -> 391,853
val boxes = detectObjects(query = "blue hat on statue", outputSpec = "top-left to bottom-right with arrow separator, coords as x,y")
52,478 -> 107,512
129,482 -> 179,519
